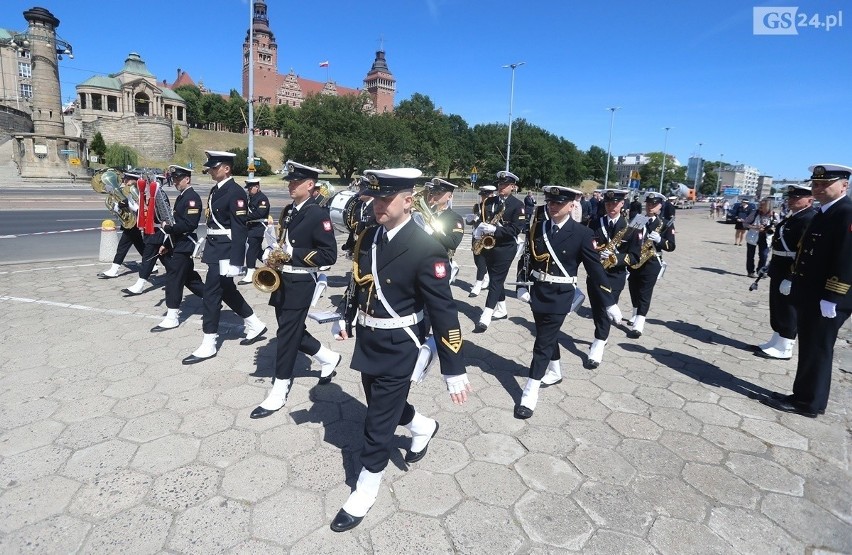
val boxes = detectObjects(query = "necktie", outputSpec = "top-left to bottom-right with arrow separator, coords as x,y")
608,219 -> 616,237
550,223 -> 559,238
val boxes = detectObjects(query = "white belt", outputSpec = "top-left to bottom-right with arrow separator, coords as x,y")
772,249 -> 795,258
357,310 -> 424,329
532,270 -> 577,284
279,265 -> 320,274
206,228 -> 230,236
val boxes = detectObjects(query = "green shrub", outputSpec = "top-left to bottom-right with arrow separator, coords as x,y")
105,143 -> 139,169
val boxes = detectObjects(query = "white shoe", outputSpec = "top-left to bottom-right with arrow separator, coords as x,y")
757,332 -> 780,351
313,345 -> 341,383
587,339 -> 607,368
517,287 -> 531,303
242,314 -> 267,345
152,308 -> 179,331
123,278 -> 149,295
475,307 -> 493,333
238,268 -> 255,285
191,333 -> 218,358
628,308 -> 638,326
628,316 -> 646,338
99,263 -> 121,278
469,280 -> 483,297
493,301 -> 508,319
341,467 -> 384,518
760,337 -> 794,360
405,412 -> 438,461
541,360 -> 562,386
259,378 -> 292,411
482,274 -> 490,289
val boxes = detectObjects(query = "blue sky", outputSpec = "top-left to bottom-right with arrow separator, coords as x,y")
4,0 -> 849,180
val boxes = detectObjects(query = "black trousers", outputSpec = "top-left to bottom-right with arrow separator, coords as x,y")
628,262 -> 660,317
529,312 -> 566,379
473,251 -> 488,281
113,226 -> 144,265
201,266 -> 254,334
246,235 -> 264,269
792,302 -> 850,412
273,303 -> 321,380
483,244 -> 515,308
587,270 -> 627,340
769,275 -> 798,339
163,252 -> 204,309
746,243 -> 769,275
138,242 -> 161,280
360,373 -> 415,473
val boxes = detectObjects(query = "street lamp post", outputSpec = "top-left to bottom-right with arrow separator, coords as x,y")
502,61 -> 525,172
659,126 -> 672,193
247,2 -> 255,178
715,153 -> 724,196
603,107 -> 619,187
693,142 -> 703,194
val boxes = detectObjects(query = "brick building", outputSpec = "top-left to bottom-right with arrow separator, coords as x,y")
242,0 -> 395,114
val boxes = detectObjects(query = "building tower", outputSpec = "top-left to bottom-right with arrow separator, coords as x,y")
24,7 -> 64,136
242,0 -> 278,104
364,50 -> 396,113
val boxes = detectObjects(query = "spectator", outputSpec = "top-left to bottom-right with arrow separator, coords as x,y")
629,194 -> 642,220
719,198 -> 729,219
709,198 -> 717,219
580,193 -> 591,224
744,198 -> 778,277
733,199 -> 753,245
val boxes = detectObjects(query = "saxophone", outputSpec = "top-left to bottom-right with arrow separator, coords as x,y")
472,199 -> 505,255
596,215 -> 648,270
629,218 -> 671,270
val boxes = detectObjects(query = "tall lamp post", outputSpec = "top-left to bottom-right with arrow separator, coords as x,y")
246,2 -> 255,178
715,153 -> 724,196
658,126 -> 672,193
502,61 -> 525,172
693,142 -> 703,195
603,107 -> 620,187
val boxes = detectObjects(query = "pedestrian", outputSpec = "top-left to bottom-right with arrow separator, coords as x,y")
754,184 -> 816,359
524,190 -> 536,221
761,164 -> 852,418
709,198 -> 717,219
720,198 -> 729,219
330,167 -> 470,531
238,177 -> 271,286
182,150 -> 267,364
150,165 -> 205,332
744,198 -> 777,277
733,198 -> 752,245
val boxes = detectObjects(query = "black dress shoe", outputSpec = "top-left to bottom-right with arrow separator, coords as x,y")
514,405 -> 534,419
540,378 -> 562,388
330,509 -> 364,532
584,359 -> 600,370
250,405 -> 280,419
472,322 -> 488,334
318,355 -> 343,385
405,422 -> 439,463
181,353 -> 216,365
767,392 -> 824,414
150,324 -> 178,333
121,288 -> 143,296
239,327 -> 268,346
753,350 -> 791,360
468,292 -> 478,298
97,273 -> 118,279
760,396 -> 819,418
626,329 -> 642,339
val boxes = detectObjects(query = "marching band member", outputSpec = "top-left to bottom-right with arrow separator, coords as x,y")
182,150 -> 267,365
330,168 -> 470,532
516,201 -> 549,303
121,173 -> 166,296
250,161 -> 341,419
151,165 -> 205,332
473,171 -> 526,332
238,177 -> 271,286
516,186 -> 618,418
754,184 -> 816,359
585,189 -> 631,369
425,178 -> 465,282
467,185 -> 494,297
626,192 -> 676,338
98,170 -> 146,279
341,181 -> 375,257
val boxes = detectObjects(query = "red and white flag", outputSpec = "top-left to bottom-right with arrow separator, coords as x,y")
319,60 -> 329,68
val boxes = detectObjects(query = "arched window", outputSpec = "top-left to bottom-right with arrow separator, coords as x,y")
135,92 -> 150,116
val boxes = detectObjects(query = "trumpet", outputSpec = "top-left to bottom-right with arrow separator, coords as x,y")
253,248 -> 291,293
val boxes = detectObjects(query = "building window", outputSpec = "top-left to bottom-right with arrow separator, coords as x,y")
177,106 -> 184,121
79,93 -> 87,109
18,62 -> 31,78
91,94 -> 102,111
19,83 -> 32,99
107,96 -> 117,112
17,49 -> 30,59
135,93 -> 150,116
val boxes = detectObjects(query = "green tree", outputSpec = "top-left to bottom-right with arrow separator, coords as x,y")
173,125 -> 183,145
90,132 -> 107,160
585,145 -> 610,183
254,103 -> 275,133
173,85 -> 202,127
226,90 -> 248,133
394,93 -> 453,175
228,147 -> 273,177
199,93 -> 228,130
445,114 -> 474,181
640,152 -> 686,192
273,103 -> 297,136
104,143 -> 138,169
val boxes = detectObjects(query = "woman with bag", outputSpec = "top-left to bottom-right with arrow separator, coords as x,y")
744,198 -> 778,277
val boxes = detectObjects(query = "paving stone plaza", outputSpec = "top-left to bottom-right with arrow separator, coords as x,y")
0,206 -> 850,553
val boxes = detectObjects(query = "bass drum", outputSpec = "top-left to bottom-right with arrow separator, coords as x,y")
327,189 -> 356,233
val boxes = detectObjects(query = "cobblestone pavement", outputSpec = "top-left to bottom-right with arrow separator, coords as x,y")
0,207 -> 850,553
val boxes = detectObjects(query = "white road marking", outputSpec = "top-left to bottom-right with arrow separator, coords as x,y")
0,227 -> 101,239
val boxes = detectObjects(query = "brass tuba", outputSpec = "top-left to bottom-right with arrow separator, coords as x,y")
411,187 -> 443,235
92,169 -> 136,229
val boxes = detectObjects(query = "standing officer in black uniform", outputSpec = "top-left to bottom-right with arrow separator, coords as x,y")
424,178 -> 465,282
626,192 -> 676,338
515,186 -> 617,418
754,184 -> 816,359
121,174 -> 166,296
342,180 -> 375,257
629,194 -> 643,219
762,164 -> 852,418
586,189 -> 633,368
330,168 -> 470,532
473,170 -> 526,332
466,185 -> 495,297
151,165 -> 205,332
250,161 -> 341,419
98,170 -> 146,279
238,178 -> 271,286
182,151 -> 267,364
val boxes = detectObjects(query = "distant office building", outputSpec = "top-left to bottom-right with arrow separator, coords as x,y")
756,175 -> 773,199
687,156 -> 704,183
242,1 -> 395,114
719,164 -> 760,196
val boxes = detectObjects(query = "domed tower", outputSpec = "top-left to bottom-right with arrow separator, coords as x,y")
23,7 -> 65,135
364,50 -> 395,114
242,0 -> 279,104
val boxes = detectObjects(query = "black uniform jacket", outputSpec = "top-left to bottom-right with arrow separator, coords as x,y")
625,215 -> 676,270
483,194 -> 526,247
163,187 -> 202,255
767,206 -> 816,280
202,178 -> 249,266
588,214 -> 631,271
792,196 -> 852,310
345,218 -> 464,378
431,208 -> 465,256
527,217 -> 613,314
268,202 -> 337,309
246,191 -> 270,239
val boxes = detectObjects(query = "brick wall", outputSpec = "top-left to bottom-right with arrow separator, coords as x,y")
82,116 -> 175,160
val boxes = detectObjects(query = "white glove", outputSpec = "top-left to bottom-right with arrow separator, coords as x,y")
605,304 -> 622,323
648,231 -> 662,243
284,240 -> 293,256
473,226 -> 485,240
820,300 -> 837,318
779,279 -> 792,296
424,224 -> 434,235
465,214 -> 477,225
444,373 -> 470,395
517,287 -> 531,303
331,319 -> 346,338
479,223 -> 497,235
261,247 -> 272,263
599,249 -> 613,261
224,264 -> 244,277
